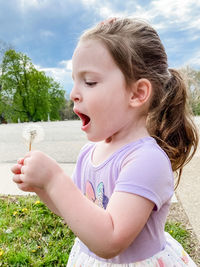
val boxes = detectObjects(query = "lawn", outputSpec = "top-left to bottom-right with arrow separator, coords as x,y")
0,195 -> 197,266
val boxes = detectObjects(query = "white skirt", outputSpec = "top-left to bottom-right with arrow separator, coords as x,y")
67,232 -> 197,267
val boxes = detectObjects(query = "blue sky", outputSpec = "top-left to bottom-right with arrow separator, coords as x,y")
0,0 -> 200,96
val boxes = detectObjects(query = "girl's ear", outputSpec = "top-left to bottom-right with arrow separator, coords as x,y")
129,78 -> 152,108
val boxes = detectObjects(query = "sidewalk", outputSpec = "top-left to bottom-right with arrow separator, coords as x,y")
176,151 -> 200,243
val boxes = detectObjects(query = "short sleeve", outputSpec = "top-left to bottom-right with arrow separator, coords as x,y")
72,142 -> 95,188
114,146 -> 174,211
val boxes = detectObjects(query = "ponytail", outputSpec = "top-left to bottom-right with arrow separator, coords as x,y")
147,69 -> 199,188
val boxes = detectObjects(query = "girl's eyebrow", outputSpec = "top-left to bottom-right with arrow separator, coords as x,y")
72,70 -> 101,80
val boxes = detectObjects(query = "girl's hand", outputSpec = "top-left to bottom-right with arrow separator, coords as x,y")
11,158 -> 35,192
11,151 -> 64,191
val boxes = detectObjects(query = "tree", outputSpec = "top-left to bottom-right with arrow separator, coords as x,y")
0,39 -> 12,65
0,40 -> 13,123
0,49 -> 66,122
180,66 -> 200,115
60,99 -> 79,120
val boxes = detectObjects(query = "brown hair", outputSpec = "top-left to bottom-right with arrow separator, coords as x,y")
80,18 -> 199,187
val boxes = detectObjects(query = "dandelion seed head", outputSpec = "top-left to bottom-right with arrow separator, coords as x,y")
22,123 -> 45,146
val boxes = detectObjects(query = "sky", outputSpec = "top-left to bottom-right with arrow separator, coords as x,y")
0,0 -> 200,96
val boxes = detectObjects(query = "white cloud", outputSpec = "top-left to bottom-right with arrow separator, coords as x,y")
19,0 -> 45,12
19,0 -> 49,10
80,0 -> 132,19
19,0 -> 38,9
184,18 -> 200,31
35,59 -> 73,93
40,30 -> 54,38
98,6 -> 125,18
190,34 -> 200,41
185,51 -> 200,68
17,0 -> 200,35
80,0 -> 200,33
59,60 -> 72,70
81,0 -> 98,6
151,0 -> 189,18
150,0 -> 200,30
18,0 -> 75,15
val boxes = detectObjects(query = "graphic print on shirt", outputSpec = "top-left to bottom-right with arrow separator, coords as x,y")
85,181 -> 109,209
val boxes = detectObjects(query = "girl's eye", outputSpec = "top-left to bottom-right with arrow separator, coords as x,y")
85,81 -> 97,87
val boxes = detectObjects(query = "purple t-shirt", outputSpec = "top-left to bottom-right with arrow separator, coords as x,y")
72,137 -> 174,263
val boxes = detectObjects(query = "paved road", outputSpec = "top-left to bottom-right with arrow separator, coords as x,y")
0,120 -> 87,164
0,120 -> 87,195
0,119 -> 200,242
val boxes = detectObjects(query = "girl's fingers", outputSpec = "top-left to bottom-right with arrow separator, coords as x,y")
17,158 -> 24,164
17,153 -> 31,165
13,174 -> 23,184
11,164 -> 22,174
13,174 -> 35,192
23,155 -> 32,166
21,165 -> 27,174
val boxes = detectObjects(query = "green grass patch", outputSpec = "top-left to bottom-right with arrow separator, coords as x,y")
165,221 -> 192,254
0,195 -> 74,266
0,195 -> 194,266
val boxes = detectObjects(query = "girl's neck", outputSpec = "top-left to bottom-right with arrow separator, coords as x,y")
106,115 -> 149,145
92,118 -> 149,166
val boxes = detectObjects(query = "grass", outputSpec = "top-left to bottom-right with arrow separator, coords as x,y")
165,221 -> 192,253
0,195 -> 74,266
0,195 -> 195,266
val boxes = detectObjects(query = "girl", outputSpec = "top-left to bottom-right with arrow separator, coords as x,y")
12,18 -> 198,266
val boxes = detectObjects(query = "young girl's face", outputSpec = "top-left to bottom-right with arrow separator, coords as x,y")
71,39 -> 134,142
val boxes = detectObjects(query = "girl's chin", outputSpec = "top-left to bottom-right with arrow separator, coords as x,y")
87,136 -> 102,142
86,134 -> 113,143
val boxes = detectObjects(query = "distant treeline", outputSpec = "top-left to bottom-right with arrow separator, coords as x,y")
60,99 -> 79,121
180,66 -> 200,116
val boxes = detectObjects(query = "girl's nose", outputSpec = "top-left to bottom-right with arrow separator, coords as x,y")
70,85 -> 82,103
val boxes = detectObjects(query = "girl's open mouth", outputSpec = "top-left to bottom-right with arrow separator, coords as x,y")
74,109 -> 91,130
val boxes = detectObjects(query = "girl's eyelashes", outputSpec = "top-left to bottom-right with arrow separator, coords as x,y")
85,81 -> 97,87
